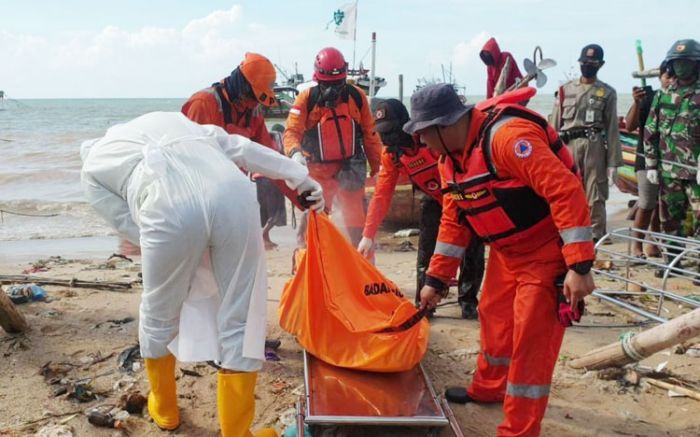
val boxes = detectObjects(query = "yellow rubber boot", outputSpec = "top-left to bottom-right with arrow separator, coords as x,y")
144,354 -> 180,430
217,371 -> 278,437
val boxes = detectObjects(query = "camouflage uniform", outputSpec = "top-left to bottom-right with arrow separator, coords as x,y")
643,81 -> 700,238
550,79 -> 622,240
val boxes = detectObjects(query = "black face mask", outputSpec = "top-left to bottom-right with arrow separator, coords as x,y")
379,128 -> 413,150
319,81 -> 345,108
480,51 -> 494,66
580,64 -> 600,79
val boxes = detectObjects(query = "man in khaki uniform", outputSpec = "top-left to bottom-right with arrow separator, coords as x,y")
550,44 -> 622,242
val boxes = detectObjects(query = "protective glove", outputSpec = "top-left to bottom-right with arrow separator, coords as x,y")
357,237 -> 374,258
296,177 -> 324,212
646,169 -> 659,185
607,167 -> 618,186
291,151 -> 307,167
557,292 -> 585,327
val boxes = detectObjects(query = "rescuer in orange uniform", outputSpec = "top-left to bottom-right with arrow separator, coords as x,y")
283,47 -> 382,246
357,98 -> 484,319
182,52 -> 277,148
405,84 -> 596,437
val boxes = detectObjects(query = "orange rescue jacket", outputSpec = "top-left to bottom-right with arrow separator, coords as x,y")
363,144 -> 442,239
181,82 -> 274,148
283,84 -> 382,174
427,105 -> 594,285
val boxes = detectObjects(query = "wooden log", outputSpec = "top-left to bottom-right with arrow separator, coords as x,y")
645,378 -> 700,401
0,286 -> 28,333
0,275 -> 133,291
569,308 -> 700,370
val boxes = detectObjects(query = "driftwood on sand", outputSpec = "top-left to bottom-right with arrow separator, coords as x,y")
644,378 -> 700,402
0,275 -> 135,291
0,286 -> 29,333
569,308 -> 700,370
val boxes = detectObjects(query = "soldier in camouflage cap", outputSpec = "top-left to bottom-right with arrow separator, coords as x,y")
644,39 -> 700,267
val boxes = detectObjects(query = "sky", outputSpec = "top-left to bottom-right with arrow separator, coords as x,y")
1,0 -> 697,99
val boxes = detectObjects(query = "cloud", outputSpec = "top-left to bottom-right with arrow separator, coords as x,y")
451,32 -> 491,95
0,4 -> 313,98
452,32 -> 490,68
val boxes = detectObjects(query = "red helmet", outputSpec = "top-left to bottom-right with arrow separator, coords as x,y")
313,47 -> 348,81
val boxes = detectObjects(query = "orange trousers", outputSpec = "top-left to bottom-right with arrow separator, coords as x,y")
308,162 -> 366,228
467,237 -> 566,437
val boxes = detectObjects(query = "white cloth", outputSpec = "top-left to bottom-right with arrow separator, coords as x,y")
81,112 -> 309,370
646,169 -> 659,185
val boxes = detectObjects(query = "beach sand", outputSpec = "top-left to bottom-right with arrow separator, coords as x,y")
1,209 -> 699,436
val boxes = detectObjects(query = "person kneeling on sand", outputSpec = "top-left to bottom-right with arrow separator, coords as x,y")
81,112 -> 323,436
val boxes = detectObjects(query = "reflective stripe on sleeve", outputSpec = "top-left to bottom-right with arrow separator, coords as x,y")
483,352 -> 511,366
434,241 -> 466,258
559,226 -> 592,244
506,383 -> 550,399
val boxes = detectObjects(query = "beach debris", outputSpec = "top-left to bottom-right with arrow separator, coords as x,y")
265,349 -> 281,362
270,379 -> 290,394
109,253 -> 134,263
394,240 -> 416,252
283,424 -> 312,437
686,345 -> 700,358
78,351 -> 115,368
66,381 -> 99,403
265,338 -> 282,350
86,408 -> 127,429
40,361 -> 76,384
644,378 -> 700,401
4,283 -> 46,304
628,282 -> 647,293
0,287 -> 29,333
22,264 -> 50,275
117,344 -> 142,373
35,423 -> 74,437
95,316 -> 134,328
0,274 -> 134,291
277,407 -> 297,428
596,367 -> 626,381
113,375 -> 138,392
180,367 -> 203,377
593,260 -> 614,270
119,391 -> 147,414
393,228 -> 419,238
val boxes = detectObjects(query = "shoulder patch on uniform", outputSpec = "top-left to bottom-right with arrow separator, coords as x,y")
596,87 -> 605,97
375,108 -> 385,120
514,139 -> 533,158
290,106 -> 301,116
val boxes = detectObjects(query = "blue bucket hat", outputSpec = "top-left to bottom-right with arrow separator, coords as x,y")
403,83 -> 473,134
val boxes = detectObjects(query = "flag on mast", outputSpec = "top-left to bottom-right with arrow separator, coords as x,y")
332,2 -> 357,40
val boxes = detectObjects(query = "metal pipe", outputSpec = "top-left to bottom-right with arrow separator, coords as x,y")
369,32 -> 377,100
593,291 -> 668,323
591,228 -> 699,323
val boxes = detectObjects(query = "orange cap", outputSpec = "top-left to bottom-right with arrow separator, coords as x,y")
239,52 -> 277,107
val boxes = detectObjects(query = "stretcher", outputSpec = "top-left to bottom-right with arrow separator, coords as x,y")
295,351 -> 464,436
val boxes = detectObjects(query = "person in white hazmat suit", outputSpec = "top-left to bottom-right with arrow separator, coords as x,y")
80,112 -> 324,436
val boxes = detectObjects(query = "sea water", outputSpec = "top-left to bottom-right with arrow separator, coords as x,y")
0,94 -> 634,243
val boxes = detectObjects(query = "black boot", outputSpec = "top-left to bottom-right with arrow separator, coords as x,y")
460,300 -> 479,320
445,387 -> 474,404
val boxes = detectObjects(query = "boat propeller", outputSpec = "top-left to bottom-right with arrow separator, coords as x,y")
508,46 -> 556,91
